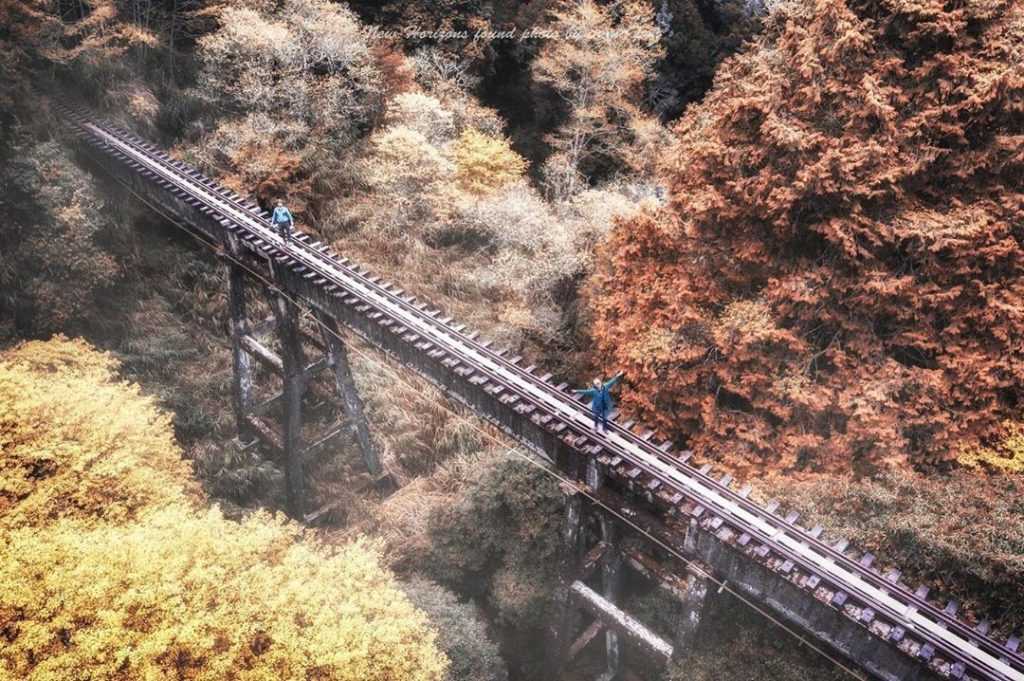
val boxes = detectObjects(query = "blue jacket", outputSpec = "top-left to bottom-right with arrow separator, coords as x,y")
574,373 -> 623,416
271,206 -> 294,226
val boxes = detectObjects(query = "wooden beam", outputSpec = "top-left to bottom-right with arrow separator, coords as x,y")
579,542 -> 609,581
623,544 -> 690,602
249,314 -> 277,338
300,420 -> 348,460
304,500 -> 343,524
272,277 -> 307,519
241,334 -> 283,372
245,414 -> 283,454
600,517 -> 623,677
250,391 -> 285,418
302,475 -> 383,524
546,477 -> 588,676
570,581 -> 674,664
301,326 -> 326,353
302,356 -> 330,378
315,311 -> 385,482
225,236 -> 255,441
568,620 -> 605,661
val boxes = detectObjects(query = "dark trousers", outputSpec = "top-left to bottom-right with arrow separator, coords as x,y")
592,410 -> 609,431
275,222 -> 292,242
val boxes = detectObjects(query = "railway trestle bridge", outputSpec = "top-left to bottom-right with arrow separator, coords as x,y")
60,109 -> 1024,681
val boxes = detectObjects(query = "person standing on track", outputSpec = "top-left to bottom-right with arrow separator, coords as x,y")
270,199 -> 294,244
573,371 -> 624,434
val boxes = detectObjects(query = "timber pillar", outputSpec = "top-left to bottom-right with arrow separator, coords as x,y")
546,449 -> 588,677
598,514 -> 624,681
271,276 -> 307,519
315,310 -> 391,491
549,453 -> 719,680
225,237 -> 255,443
674,519 -> 713,656
673,568 -> 711,656
220,239 -> 389,520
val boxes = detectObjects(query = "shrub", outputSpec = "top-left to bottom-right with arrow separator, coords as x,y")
385,92 -> 456,146
372,43 -> 417,99
777,468 -> 1024,631
411,47 -> 480,100
456,187 -> 575,290
364,126 -> 455,198
186,112 -> 312,201
453,130 -> 528,196
488,563 -> 558,629
409,47 -> 505,136
402,578 -> 509,681
356,356 -> 485,485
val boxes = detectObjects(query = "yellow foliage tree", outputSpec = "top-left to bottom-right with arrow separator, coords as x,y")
0,336 -> 197,529
1,510 -> 448,681
0,338 -> 449,681
958,421 -> 1024,474
452,130 -> 528,196
365,126 -> 454,198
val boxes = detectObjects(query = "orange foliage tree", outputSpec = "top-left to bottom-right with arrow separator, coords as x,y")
589,0 -> 1024,473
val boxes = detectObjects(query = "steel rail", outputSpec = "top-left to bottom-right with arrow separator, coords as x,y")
64,110 -> 1023,681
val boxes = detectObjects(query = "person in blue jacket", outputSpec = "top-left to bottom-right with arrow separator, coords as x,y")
270,199 -> 294,243
573,371 -> 624,433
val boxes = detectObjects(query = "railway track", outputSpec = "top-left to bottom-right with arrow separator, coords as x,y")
60,107 -> 1024,681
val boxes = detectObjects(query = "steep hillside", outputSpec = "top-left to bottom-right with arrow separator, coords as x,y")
591,0 -> 1024,474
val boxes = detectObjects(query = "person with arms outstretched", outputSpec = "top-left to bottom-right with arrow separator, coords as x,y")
270,199 -> 294,244
573,371 -> 624,433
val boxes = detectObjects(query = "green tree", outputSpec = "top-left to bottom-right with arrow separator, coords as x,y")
403,578 -> 509,681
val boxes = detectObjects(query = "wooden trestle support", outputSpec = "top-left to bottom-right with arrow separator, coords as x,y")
223,233 -> 388,519
548,452 -> 714,680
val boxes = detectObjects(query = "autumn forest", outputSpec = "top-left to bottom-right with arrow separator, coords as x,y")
1,0 -> 1022,680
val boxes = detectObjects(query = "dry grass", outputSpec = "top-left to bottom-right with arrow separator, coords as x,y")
324,176 -> 652,356
332,450 -> 497,570
761,468 -> 1024,634
352,348 -> 487,484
